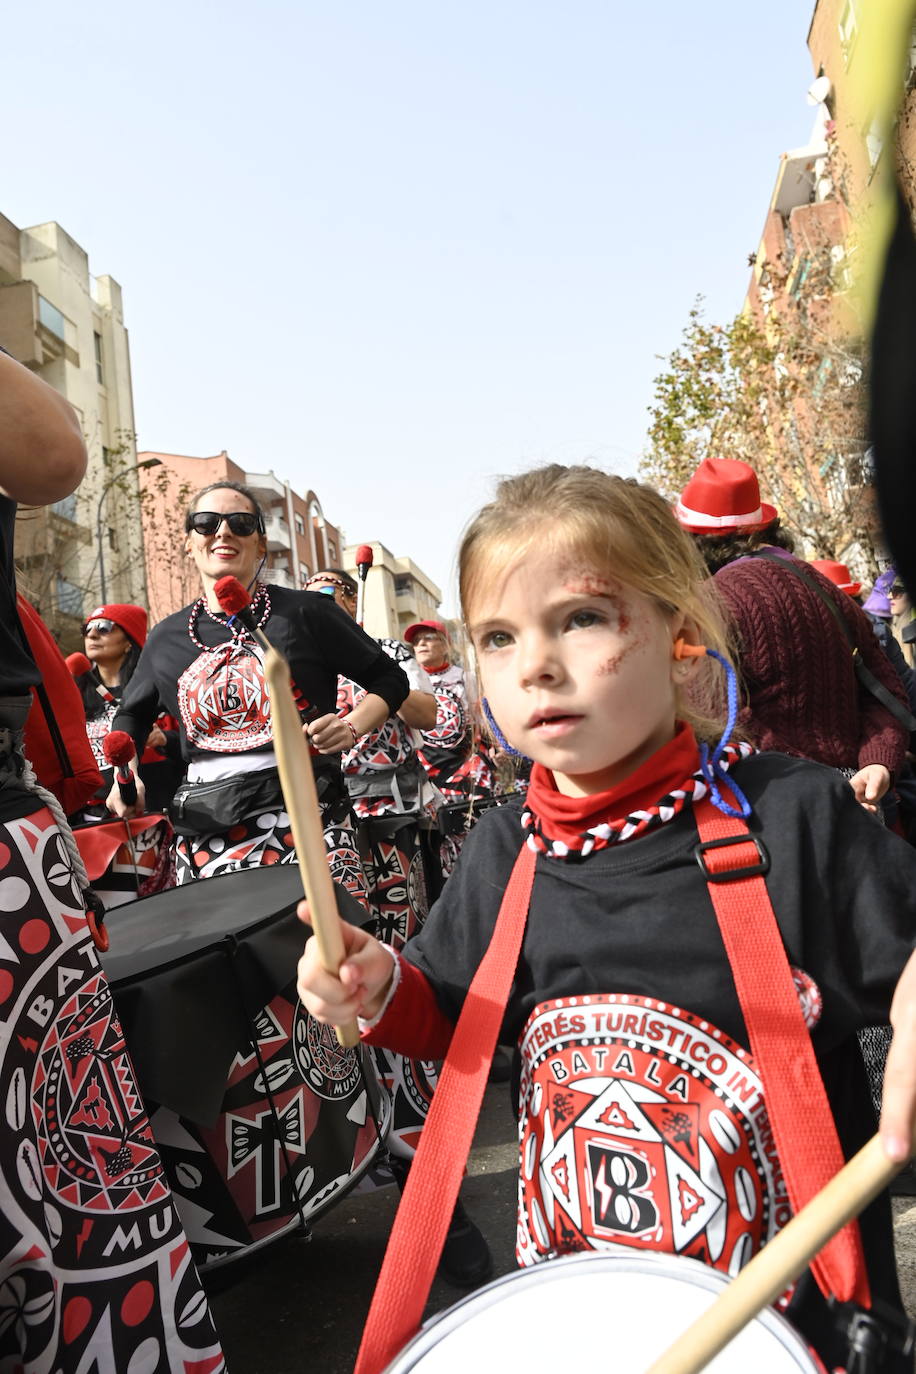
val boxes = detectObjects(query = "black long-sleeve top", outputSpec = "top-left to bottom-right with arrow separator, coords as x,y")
114,585 -> 409,765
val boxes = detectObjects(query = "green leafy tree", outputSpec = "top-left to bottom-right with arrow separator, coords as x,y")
642,262 -> 878,575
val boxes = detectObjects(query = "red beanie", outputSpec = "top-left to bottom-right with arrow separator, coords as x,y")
84,603 -> 148,648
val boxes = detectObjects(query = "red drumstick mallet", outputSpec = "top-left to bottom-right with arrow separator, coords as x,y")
103,730 -> 138,806
66,651 -> 91,677
355,544 -> 373,627
213,575 -> 359,1047
213,575 -> 271,648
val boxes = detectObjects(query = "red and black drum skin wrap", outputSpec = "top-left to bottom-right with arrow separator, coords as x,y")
101,864 -> 390,1271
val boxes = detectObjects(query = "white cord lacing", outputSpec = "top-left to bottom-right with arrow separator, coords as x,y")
18,755 -> 92,892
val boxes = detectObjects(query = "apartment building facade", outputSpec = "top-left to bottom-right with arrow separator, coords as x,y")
0,213 -> 144,643
741,22 -> 883,576
343,542 -> 442,641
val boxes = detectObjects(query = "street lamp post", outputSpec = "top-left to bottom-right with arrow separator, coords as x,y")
95,457 -> 162,603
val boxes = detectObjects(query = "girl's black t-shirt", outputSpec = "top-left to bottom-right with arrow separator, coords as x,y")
403,752 -> 916,1369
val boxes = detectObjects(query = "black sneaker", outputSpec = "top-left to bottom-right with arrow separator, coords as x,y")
437,1198 -> 493,1289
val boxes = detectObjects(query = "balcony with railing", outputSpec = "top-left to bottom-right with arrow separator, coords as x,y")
0,280 -> 79,367
264,512 -> 291,552
246,471 -> 287,504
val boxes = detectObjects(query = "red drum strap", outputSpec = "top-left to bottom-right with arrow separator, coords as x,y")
694,795 -> 870,1308
354,842 -> 537,1374
358,797 -> 870,1374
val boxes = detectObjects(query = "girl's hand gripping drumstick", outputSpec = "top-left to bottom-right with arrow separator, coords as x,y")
643,1133 -> 906,1374
214,576 -> 359,1048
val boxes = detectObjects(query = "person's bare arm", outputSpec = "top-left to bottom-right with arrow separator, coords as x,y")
397,689 -> 437,730
880,947 -> 916,1162
0,352 -> 86,502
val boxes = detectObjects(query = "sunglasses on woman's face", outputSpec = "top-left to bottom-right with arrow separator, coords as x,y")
307,577 -> 357,599
890,584 -> 906,597
185,510 -> 262,537
82,619 -> 117,635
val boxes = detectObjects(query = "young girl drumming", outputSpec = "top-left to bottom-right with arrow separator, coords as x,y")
297,465 -> 916,1370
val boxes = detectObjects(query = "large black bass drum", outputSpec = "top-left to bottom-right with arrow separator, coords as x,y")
102,864 -> 390,1271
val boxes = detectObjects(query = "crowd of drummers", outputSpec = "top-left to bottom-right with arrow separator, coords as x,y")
5,340 -> 916,1374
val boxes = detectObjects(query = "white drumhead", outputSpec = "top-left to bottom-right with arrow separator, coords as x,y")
387,1252 -> 818,1372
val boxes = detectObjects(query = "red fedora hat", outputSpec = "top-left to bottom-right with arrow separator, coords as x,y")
810,559 -> 862,598
675,457 -> 778,535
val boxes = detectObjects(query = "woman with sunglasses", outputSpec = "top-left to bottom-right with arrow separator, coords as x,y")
890,578 -> 916,670
74,603 -> 183,818
108,481 -> 409,886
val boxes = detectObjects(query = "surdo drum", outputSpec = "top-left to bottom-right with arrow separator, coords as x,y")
384,1252 -> 823,1372
102,865 -> 390,1271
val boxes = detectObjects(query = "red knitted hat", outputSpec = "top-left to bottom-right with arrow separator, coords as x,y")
84,603 -> 148,647
810,559 -> 862,598
675,457 -> 778,535
404,619 -> 448,644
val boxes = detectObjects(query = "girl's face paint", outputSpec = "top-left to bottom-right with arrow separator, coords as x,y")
469,551 -> 682,796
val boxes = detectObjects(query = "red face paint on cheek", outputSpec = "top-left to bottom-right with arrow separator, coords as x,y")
595,607 -> 650,676
597,642 -> 635,676
564,571 -> 614,598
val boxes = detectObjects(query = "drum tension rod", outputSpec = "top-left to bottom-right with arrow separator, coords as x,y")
221,933 -> 313,1243
829,1296 -> 916,1374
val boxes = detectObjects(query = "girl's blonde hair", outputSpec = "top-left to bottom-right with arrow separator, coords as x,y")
458,464 -> 734,746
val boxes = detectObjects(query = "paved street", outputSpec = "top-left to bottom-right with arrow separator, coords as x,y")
208,1083 -> 916,1373
208,1081 -> 520,1373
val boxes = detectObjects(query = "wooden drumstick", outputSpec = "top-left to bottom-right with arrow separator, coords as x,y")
214,576 -> 360,1048
644,1133 -> 903,1374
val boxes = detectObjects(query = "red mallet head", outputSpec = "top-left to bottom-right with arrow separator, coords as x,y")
355,545 -> 374,579
66,651 -> 91,677
103,730 -> 135,769
214,576 -> 252,617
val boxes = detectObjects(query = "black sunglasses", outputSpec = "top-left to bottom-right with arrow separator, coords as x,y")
82,618 -> 117,635
890,583 -> 906,597
185,510 -> 263,537
307,576 -> 358,599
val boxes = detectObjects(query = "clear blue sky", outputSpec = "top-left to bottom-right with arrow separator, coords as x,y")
5,1 -> 815,613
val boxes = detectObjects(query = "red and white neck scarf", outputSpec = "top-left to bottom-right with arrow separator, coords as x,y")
521,721 -> 754,859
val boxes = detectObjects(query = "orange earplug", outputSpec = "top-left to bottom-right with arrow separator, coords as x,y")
673,637 -> 707,660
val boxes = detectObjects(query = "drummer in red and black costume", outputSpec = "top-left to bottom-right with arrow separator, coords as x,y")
404,619 -> 495,804
107,480 -> 409,892
73,601 -> 184,816
304,569 -> 493,1287
0,347 -> 224,1371
306,569 -> 441,940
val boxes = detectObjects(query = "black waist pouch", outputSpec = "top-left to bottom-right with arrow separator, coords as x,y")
168,761 -> 348,836
168,767 -> 283,836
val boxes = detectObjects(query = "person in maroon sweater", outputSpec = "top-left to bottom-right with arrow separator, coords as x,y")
675,457 -> 908,812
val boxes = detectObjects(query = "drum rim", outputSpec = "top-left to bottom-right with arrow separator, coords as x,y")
391,1250 -> 818,1370
102,864 -> 308,985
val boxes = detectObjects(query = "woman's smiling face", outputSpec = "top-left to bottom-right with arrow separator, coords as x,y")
186,487 -> 267,596
469,546 -> 689,796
